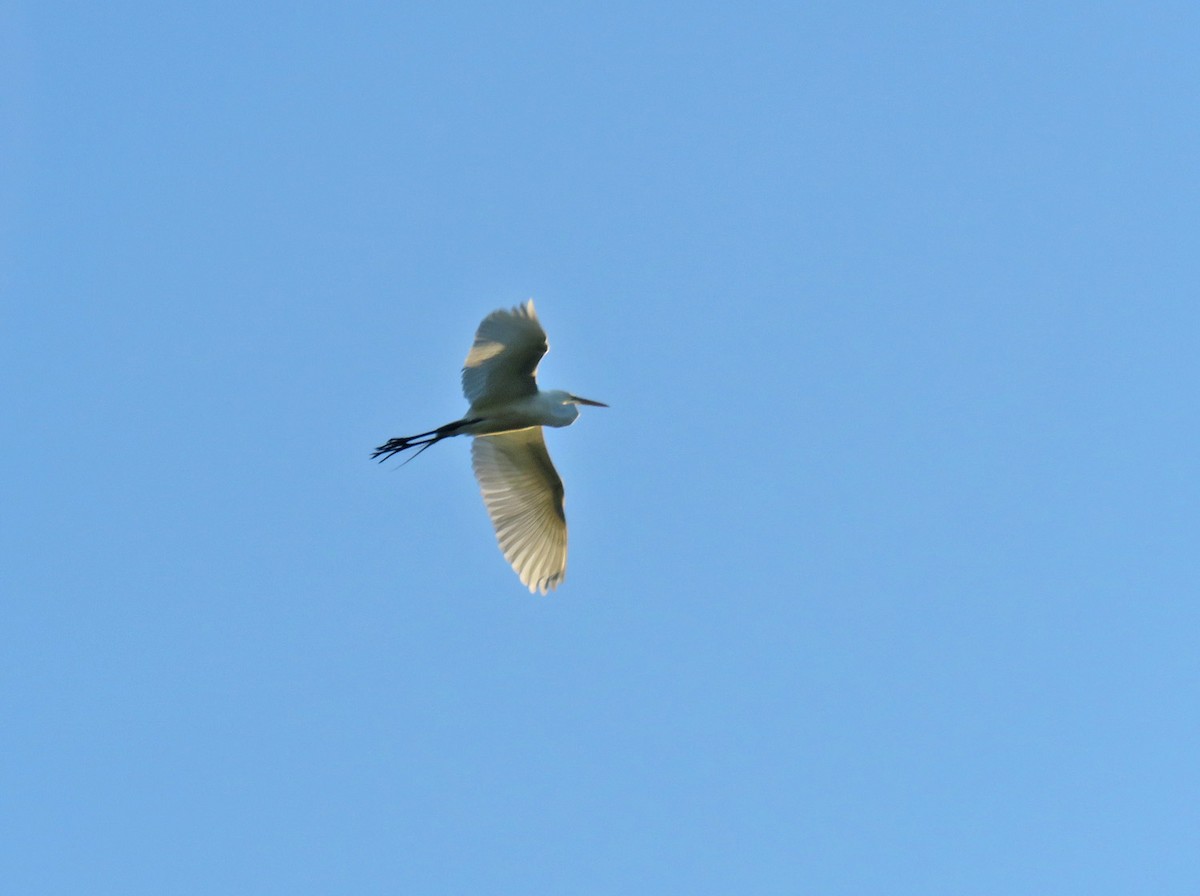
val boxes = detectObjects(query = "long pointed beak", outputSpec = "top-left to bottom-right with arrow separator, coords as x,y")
570,395 -> 608,407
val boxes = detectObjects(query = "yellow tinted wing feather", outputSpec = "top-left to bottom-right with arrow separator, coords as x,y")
461,300 -> 548,407
471,428 -> 567,594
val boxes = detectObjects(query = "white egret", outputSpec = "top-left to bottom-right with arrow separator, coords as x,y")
373,300 -> 606,594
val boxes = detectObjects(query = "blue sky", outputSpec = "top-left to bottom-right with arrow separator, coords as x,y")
4,2 -> 1198,893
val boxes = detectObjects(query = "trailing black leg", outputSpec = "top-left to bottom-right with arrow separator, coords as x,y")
371,418 -> 482,464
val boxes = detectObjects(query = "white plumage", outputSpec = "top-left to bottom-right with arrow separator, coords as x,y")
374,300 -> 606,594
471,427 -> 566,594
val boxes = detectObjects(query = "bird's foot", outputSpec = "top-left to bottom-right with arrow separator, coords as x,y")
371,436 -> 426,462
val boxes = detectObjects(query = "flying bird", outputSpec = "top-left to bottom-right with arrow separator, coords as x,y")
373,300 -> 606,594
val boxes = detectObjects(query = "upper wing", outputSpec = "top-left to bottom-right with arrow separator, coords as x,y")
471,428 -> 567,594
461,300 -> 548,407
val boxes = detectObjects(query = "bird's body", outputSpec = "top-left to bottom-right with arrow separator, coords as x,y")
460,390 -> 583,435
374,300 -> 605,594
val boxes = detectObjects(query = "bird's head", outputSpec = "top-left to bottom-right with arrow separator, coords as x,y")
540,390 -> 608,427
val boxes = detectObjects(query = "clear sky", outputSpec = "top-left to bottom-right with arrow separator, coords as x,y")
4,2 -> 1198,893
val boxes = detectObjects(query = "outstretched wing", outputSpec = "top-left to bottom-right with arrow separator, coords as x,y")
461,300 -> 548,407
471,428 -> 567,594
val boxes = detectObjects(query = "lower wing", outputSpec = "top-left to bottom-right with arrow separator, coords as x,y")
471,428 -> 567,594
